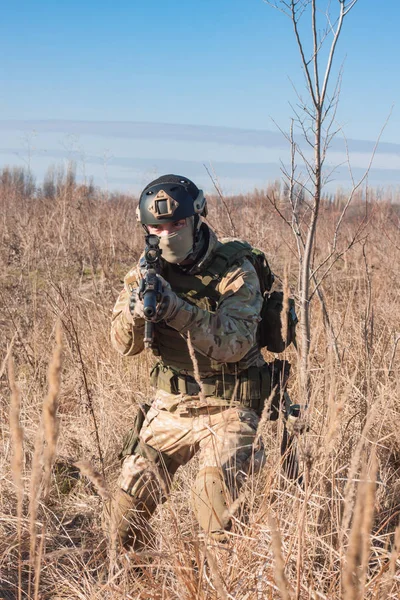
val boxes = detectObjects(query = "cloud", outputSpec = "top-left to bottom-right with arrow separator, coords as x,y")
0,146 -> 399,194
0,120 -> 399,193
0,119 -> 399,155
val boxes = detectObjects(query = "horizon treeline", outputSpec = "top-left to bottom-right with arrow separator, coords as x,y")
2,162 -> 400,207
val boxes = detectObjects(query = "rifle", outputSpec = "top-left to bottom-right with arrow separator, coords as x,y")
269,360 -> 305,484
139,234 -> 163,348
281,391 -> 307,485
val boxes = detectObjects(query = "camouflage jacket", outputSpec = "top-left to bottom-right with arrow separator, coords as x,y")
111,225 -> 265,377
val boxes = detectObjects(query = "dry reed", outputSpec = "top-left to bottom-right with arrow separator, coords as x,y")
268,512 -> 293,600
8,355 -> 24,600
27,426 -> 44,599
342,455 -> 378,600
42,321 -> 63,497
74,460 -> 110,500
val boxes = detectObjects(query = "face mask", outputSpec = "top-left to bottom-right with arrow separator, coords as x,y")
158,219 -> 194,264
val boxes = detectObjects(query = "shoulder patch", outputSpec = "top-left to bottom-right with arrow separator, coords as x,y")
220,274 -> 246,296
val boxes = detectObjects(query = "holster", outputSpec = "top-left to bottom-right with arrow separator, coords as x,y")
118,402 -> 151,460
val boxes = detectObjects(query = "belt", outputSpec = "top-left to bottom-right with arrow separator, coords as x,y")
151,363 -> 270,403
157,367 -> 238,398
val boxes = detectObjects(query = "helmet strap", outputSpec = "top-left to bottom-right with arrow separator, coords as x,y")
194,214 -> 202,244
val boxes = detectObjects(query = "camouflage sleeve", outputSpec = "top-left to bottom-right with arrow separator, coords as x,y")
110,265 -> 145,356
165,258 -> 262,363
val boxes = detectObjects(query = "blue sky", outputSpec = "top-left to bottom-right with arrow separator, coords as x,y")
1,0 -> 399,193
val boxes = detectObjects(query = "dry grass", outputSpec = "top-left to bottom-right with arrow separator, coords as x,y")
0,168 -> 400,599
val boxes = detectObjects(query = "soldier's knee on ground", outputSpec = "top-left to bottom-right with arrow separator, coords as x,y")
104,450 -> 177,551
191,466 -> 233,541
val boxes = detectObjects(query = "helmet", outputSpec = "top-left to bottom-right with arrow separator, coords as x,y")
137,174 -> 207,225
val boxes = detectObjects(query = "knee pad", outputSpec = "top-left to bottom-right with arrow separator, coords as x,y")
118,454 -> 160,497
191,467 -> 232,540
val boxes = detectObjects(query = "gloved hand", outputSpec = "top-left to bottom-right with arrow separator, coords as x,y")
285,404 -> 308,436
148,275 -> 184,323
128,287 -> 146,320
128,275 -> 183,323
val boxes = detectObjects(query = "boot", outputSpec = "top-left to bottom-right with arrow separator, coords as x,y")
104,487 -> 154,551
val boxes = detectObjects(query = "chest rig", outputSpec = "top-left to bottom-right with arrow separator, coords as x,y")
153,241 -> 256,371
150,241 -> 271,413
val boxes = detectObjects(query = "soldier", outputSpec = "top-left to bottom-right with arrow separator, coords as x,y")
108,174 -> 272,550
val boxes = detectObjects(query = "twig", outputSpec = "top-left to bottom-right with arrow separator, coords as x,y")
388,334 -> 400,376
203,162 -> 238,237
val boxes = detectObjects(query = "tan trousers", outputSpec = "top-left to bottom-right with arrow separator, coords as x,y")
111,390 -> 264,548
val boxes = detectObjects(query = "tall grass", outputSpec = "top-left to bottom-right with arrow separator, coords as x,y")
0,167 -> 399,598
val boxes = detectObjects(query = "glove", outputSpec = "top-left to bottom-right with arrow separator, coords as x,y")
149,275 -> 184,323
285,404 -> 308,436
140,275 -> 184,323
128,287 -> 145,320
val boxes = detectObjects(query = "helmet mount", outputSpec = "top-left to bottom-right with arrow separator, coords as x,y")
147,189 -> 180,219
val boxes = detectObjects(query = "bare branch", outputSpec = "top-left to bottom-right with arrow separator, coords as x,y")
342,0 -> 359,17
263,0 -> 292,18
290,1 -> 319,108
310,230 -> 368,299
337,104 -> 394,231
203,162 -> 238,237
266,191 -> 292,229
319,2 -> 346,106
312,0 -> 321,103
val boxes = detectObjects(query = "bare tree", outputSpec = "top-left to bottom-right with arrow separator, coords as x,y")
264,0 -> 359,404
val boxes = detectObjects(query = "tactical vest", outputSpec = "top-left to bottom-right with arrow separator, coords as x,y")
153,237 -> 297,366
153,240 -> 266,373
144,239 -> 298,416
148,241 -> 271,414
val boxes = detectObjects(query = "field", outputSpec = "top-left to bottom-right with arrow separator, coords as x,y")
1,167 -> 399,599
